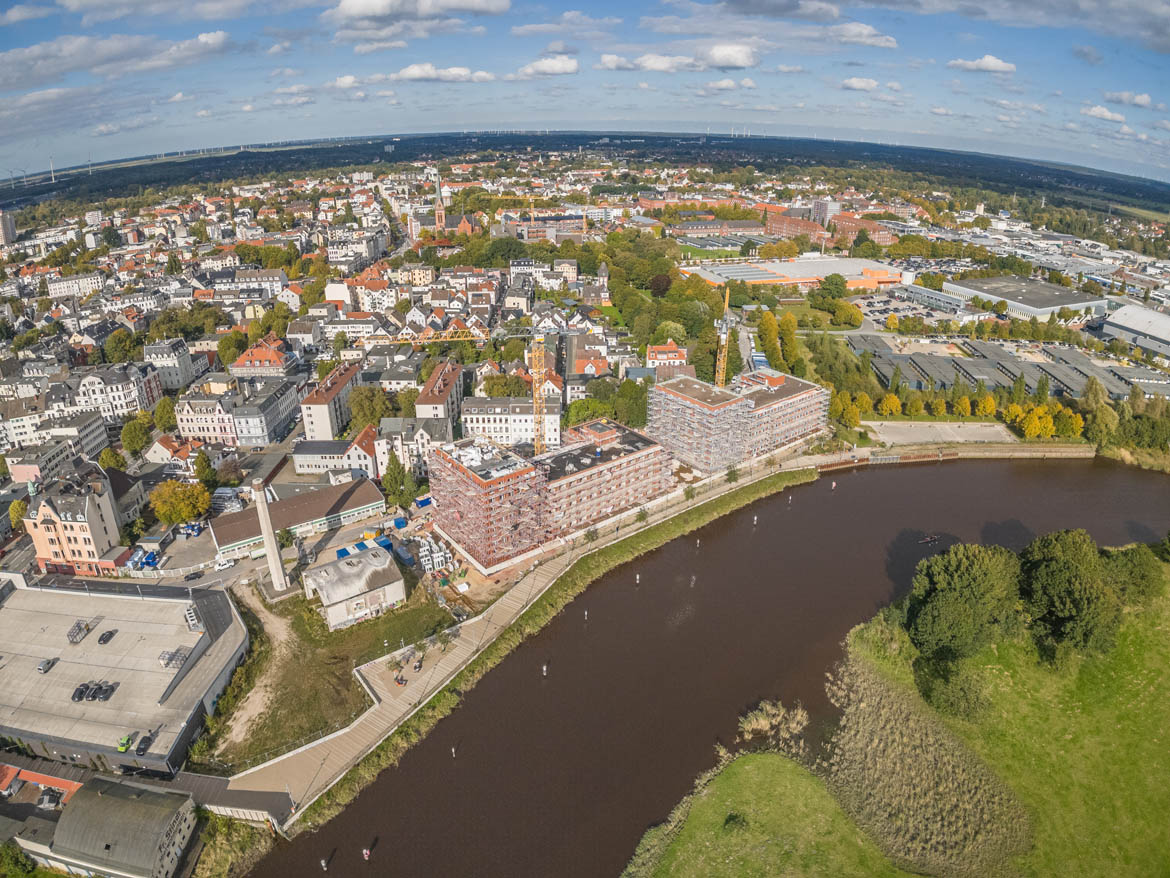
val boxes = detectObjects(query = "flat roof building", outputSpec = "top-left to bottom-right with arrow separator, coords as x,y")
648,368 -> 829,472
1102,304 -> 1170,357
941,276 -> 1108,319
0,586 -> 247,776
302,546 -> 406,631
679,256 -> 900,291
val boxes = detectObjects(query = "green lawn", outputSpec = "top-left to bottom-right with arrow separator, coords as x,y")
930,595 -> 1170,877
599,305 -> 625,326
650,754 -> 913,878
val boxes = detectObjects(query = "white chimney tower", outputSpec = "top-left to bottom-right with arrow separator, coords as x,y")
252,478 -> 287,592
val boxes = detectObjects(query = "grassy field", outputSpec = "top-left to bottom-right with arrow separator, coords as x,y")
637,574 -> 1170,878
214,589 -> 451,768
648,754 -> 913,878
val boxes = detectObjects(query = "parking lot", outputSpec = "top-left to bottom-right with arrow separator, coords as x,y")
856,293 -> 955,325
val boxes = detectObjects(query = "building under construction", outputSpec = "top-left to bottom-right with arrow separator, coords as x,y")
648,368 -> 829,472
430,419 -> 671,570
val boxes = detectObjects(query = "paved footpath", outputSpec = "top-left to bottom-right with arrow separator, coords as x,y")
223,450 -> 819,826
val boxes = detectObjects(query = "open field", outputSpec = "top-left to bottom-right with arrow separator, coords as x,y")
213,588 -> 450,769
645,754 -> 912,878
634,567 -> 1170,878
863,420 -> 1015,444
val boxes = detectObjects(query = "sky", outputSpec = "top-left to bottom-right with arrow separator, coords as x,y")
2,0 -> 1170,183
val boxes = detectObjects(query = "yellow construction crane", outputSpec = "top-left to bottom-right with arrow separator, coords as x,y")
714,284 -> 733,387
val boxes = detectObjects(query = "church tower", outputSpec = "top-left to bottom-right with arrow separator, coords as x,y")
433,171 -> 446,232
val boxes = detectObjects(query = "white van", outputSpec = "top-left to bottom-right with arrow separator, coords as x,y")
214,558 -> 235,571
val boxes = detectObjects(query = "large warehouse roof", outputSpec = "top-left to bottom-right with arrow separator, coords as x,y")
1104,304 -> 1170,341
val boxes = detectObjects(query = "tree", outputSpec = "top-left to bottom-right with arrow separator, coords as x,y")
98,447 -> 127,470
1020,529 -> 1120,654
149,480 -> 211,525
154,396 -> 177,433
975,393 -> 996,417
955,395 -> 972,417
165,252 -> 182,275
397,387 -> 419,418
348,386 -> 395,433
930,397 -> 948,416
381,452 -> 406,503
120,420 -> 151,457
316,359 -> 339,381
333,332 -> 348,357
1084,405 -> 1118,446
100,226 -> 122,248
193,451 -> 218,488
216,459 -> 244,486
217,330 -> 247,367
277,528 -> 295,549
854,391 -> 874,415
104,328 -> 134,363
778,312 -> 798,368
135,409 -> 153,430
648,273 -> 672,296
482,374 -> 529,397
885,314 -> 899,331
0,456 -> 7,478
8,499 -> 27,535
725,466 -> 739,483
1103,544 -> 1165,606
0,840 -> 35,875
841,402 -> 861,428
877,393 -> 902,416
906,544 -> 1021,660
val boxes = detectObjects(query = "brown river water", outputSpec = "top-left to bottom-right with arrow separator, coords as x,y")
248,459 -> 1170,878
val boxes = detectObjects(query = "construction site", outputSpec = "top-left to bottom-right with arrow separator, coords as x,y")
429,418 -> 673,572
647,368 -> 831,473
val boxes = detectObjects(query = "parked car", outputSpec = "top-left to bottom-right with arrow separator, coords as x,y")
98,629 -> 116,645
183,572 -> 202,582
71,683 -> 89,702
97,684 -> 115,702
412,659 -> 423,672
37,657 -> 57,674
85,682 -> 103,701
117,735 -> 132,753
36,788 -> 63,810
214,558 -> 235,571
135,734 -> 153,756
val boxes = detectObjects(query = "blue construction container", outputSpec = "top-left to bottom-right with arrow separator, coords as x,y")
392,517 -> 407,529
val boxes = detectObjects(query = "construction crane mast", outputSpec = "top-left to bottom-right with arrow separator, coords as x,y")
530,333 -> 547,455
714,284 -> 733,387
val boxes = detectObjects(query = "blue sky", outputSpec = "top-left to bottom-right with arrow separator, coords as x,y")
2,0 -> 1170,182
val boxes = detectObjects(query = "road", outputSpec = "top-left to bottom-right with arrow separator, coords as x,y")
738,324 -> 755,371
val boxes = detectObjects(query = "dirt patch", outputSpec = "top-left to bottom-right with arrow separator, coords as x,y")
216,584 -> 293,752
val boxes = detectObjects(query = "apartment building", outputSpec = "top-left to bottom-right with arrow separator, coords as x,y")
233,379 -> 301,448
430,419 -> 671,570
24,465 -> 126,575
46,272 -> 104,299
145,337 -> 207,391
648,368 -> 829,472
7,441 -> 73,484
374,416 -> 452,478
291,424 -> 379,479
175,395 -> 239,447
301,361 -> 361,441
415,358 -> 464,431
58,364 -> 163,423
460,397 -> 562,448
645,340 -> 688,369
229,334 -> 299,379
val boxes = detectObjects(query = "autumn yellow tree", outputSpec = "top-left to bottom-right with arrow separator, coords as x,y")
930,397 -> 947,416
877,393 -> 902,416
149,481 -> 211,525
854,391 -> 873,415
885,313 -> 899,331
955,395 -> 972,417
976,393 -> 996,417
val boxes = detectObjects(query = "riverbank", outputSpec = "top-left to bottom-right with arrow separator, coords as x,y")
289,466 -> 818,834
627,558 -> 1170,877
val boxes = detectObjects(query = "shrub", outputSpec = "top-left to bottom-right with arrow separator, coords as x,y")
1020,529 -> 1120,655
1102,544 -> 1165,605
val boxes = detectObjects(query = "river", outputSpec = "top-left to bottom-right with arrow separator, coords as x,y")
248,459 -> 1170,878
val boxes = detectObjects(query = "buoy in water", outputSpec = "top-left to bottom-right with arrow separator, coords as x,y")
753,514 -> 757,526
542,662 -> 548,677
362,849 -> 370,862
832,481 -> 837,490
635,573 -> 640,584
584,609 -> 588,620
451,746 -> 456,759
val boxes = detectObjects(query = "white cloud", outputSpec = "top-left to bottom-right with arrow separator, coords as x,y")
1104,90 -> 1153,108
1081,104 -> 1125,122
333,74 -> 360,88
267,41 -> 290,55
1063,121 -> 1079,130
841,76 -> 878,91
274,83 -> 309,94
273,94 -> 313,106
930,106 -> 953,115
166,91 -> 190,102
542,40 -> 577,55
706,78 -> 739,90
739,77 -> 756,88
595,54 -> 636,70
93,115 -> 157,136
1119,124 -> 1135,135
776,64 -> 805,73
354,39 -> 407,52
270,66 -> 299,77
511,10 -> 620,37
828,22 -> 897,48
700,43 -> 758,68
325,0 -> 510,23
946,54 -> 1015,73
511,54 -> 579,78
241,103 -> 253,111
634,53 -> 704,73
0,30 -> 232,89
886,80 -> 902,91
389,62 -> 494,81
195,108 -> 211,117
0,4 -> 54,25
1156,119 -> 1170,131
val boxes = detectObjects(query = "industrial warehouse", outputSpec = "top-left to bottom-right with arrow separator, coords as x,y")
0,582 -> 248,777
